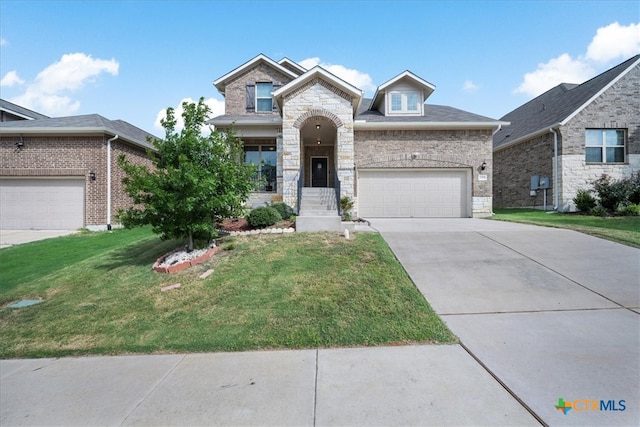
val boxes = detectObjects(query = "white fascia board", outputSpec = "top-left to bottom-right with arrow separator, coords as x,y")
369,70 -> 436,110
493,123 -> 560,152
209,118 -> 283,127
355,121 -> 508,131
560,56 -> 640,126
0,108 -> 36,120
278,57 -> 307,75
0,126 -> 154,150
212,54 -> 299,95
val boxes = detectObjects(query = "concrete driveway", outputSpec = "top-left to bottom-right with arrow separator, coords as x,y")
372,218 -> 639,426
0,230 -> 78,249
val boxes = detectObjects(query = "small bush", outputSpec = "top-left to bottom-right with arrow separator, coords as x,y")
592,173 -> 640,212
618,203 -> 640,216
270,202 -> 295,220
340,196 -> 354,221
573,189 -> 597,212
589,205 -> 608,217
247,206 -> 282,228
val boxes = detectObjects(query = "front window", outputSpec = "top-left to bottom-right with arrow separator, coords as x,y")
256,82 -> 273,112
388,91 -> 421,114
585,129 -> 625,163
244,145 -> 277,191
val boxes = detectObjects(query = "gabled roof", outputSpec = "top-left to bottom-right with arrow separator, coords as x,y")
273,65 -> 364,115
369,70 -> 436,111
0,114 -> 156,150
212,54 -> 299,96
355,99 -> 506,130
0,99 -> 50,120
494,54 -> 640,150
278,57 -> 307,76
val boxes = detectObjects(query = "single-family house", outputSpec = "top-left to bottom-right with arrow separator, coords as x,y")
493,54 -> 640,211
209,54 -> 506,230
0,102 -> 155,230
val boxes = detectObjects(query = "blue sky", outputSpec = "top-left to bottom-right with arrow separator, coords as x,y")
1,0 -> 638,135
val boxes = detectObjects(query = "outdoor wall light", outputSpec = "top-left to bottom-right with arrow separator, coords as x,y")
15,135 -> 25,149
481,161 -> 487,171
89,171 -> 96,181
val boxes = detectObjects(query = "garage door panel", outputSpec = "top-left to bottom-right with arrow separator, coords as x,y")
0,179 -> 85,229
358,169 -> 469,218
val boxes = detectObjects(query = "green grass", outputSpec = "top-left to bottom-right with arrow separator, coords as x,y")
0,228 -> 455,358
490,209 -> 640,248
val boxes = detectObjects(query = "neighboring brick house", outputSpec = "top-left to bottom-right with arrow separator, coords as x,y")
493,55 -> 640,211
210,54 -> 505,229
0,106 -> 155,230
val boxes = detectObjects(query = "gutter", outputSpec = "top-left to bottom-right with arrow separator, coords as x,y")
354,121 -> 509,131
549,127 -> 559,210
107,135 -> 119,230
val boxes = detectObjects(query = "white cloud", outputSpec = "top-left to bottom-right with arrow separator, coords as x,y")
0,70 -> 24,87
154,97 -> 225,133
462,80 -> 479,92
298,57 -> 374,92
515,21 -> 639,98
10,53 -> 119,116
515,53 -> 594,96
586,22 -> 640,63
0,38 -> 8,46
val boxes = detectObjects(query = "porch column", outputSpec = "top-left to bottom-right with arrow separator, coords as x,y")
282,125 -> 300,209
276,132 -> 283,195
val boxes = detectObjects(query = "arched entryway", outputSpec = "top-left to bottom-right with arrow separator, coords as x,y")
299,116 -> 338,188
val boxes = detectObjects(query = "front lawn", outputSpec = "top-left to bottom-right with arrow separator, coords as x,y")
0,228 -> 455,358
490,209 -> 640,248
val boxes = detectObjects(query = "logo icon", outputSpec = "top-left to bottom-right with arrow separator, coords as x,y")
555,398 -> 572,415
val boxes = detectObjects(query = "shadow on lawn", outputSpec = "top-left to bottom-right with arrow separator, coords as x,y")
96,237 -> 186,270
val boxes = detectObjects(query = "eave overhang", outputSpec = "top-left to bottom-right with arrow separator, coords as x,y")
0,126 -> 155,150
212,54 -> 299,96
273,66 -> 363,116
355,120 -> 509,131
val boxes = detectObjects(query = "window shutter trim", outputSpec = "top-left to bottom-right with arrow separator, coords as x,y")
246,83 -> 255,112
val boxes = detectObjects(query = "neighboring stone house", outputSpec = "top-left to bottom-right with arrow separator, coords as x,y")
493,55 -> 640,211
0,105 -> 155,230
210,54 -> 505,229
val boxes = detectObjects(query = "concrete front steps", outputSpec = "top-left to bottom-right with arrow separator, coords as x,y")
296,187 -> 343,232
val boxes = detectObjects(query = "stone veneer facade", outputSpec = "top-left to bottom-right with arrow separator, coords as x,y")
281,81 -> 355,211
494,63 -> 639,211
0,135 -> 151,228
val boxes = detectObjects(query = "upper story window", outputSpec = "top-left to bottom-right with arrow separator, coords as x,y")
256,82 -> 273,112
388,91 -> 421,115
585,129 -> 626,163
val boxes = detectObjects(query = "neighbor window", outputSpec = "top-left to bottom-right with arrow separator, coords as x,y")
388,91 -> 421,114
585,129 -> 625,163
244,145 -> 277,191
256,82 -> 273,112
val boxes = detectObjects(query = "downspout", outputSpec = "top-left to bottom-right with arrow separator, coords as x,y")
107,135 -> 119,230
549,127 -> 559,210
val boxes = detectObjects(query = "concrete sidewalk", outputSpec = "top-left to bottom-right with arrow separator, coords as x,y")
0,230 -> 78,249
1,345 -> 539,426
373,218 -> 640,427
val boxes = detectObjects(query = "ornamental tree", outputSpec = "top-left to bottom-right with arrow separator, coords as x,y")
118,97 -> 254,251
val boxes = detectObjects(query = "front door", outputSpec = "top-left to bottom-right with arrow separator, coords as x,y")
311,157 -> 328,187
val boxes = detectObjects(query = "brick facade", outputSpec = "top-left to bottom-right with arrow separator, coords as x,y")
494,62 -> 640,211
0,135 -> 151,228
224,64 -> 294,116
354,129 -> 494,215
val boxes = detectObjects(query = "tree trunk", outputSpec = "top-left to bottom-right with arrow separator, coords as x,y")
187,232 -> 194,252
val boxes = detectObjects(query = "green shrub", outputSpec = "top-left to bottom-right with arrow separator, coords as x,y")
340,196 -> 354,221
592,173 -> 640,212
247,206 -> 282,228
589,205 -> 608,217
573,189 -> 597,212
270,202 -> 295,220
618,203 -> 640,216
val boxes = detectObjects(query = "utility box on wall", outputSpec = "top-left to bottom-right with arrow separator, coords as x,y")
530,175 -> 550,190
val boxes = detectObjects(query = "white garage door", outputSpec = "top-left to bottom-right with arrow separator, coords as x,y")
358,169 -> 470,218
0,179 -> 85,229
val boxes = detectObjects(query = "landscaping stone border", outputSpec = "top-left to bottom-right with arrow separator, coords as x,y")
153,246 -> 218,274
228,227 -> 295,236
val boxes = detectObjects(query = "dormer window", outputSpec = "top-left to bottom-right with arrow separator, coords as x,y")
388,91 -> 421,115
256,82 -> 273,112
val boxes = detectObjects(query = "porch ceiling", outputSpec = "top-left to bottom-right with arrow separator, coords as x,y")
300,117 -> 336,146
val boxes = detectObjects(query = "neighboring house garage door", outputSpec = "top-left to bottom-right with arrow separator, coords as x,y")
0,178 -> 85,229
358,169 -> 470,218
